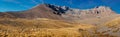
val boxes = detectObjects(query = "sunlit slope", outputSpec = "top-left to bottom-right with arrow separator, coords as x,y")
93,17 -> 120,37
105,17 -> 120,27
78,14 -> 120,25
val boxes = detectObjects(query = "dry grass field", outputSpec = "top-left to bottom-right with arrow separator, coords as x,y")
0,18 -> 119,37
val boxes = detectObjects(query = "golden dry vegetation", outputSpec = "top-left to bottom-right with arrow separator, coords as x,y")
0,18 -> 119,37
0,18 -> 91,37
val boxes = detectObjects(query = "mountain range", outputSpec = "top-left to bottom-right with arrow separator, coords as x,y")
0,4 -> 119,24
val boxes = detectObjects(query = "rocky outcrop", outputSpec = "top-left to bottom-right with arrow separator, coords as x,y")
63,6 -> 116,20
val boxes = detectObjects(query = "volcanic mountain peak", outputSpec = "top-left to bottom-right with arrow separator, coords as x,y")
32,3 -> 69,13
32,4 -> 55,8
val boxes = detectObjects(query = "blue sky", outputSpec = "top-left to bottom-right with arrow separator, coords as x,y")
0,0 -> 120,13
